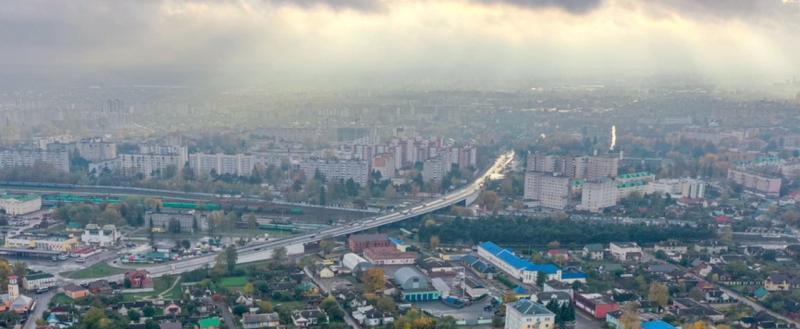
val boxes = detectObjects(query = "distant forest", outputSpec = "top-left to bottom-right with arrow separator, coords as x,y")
417,217 -> 715,247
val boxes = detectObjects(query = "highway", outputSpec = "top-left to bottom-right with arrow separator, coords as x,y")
75,151 -> 514,282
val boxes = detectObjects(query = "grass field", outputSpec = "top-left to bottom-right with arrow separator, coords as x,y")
219,276 -> 248,288
60,262 -> 127,279
50,293 -> 74,305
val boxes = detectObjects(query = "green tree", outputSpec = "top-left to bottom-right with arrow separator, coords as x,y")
272,246 -> 287,263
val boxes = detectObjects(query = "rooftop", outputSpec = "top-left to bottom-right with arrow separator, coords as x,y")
479,242 -> 559,274
512,299 -> 555,316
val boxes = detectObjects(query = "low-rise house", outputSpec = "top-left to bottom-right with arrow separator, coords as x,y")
242,312 -> 280,328
363,247 -> 418,265
291,308 -> 328,327
765,273 -> 800,291
694,241 -> 728,255
318,266 -> 335,279
583,244 -> 605,260
654,240 -> 688,255
672,298 -> 724,322
125,270 -> 154,289
704,289 -> 733,303
87,280 -> 113,294
574,293 -> 619,319
63,284 -> 89,299
363,310 -> 394,327
543,280 -> 574,299
609,242 -> 642,262
535,291 -> 571,306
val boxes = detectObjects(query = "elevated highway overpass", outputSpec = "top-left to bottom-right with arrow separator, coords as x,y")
75,150 -> 514,282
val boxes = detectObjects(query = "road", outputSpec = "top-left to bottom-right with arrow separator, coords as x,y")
24,290 -> 55,329
64,151 -> 514,282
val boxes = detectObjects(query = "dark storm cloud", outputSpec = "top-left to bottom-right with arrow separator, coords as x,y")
473,0 -> 605,14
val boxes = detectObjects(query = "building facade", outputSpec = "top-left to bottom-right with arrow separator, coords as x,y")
524,172 -> 571,209
504,299 -> 556,329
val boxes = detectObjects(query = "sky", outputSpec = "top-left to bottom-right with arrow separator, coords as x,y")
1,0 -> 799,88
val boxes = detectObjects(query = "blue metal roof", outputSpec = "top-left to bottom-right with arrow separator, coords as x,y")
642,320 -> 675,329
561,271 -> 588,279
479,242 -> 559,274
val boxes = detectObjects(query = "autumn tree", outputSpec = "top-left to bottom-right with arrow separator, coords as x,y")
619,303 -> 641,329
648,282 -> 670,308
429,235 -> 441,250
362,268 -> 386,292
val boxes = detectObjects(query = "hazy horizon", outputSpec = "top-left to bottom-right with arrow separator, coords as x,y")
1,0 -> 799,91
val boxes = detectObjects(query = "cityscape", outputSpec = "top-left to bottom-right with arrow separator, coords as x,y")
1,1 -> 800,329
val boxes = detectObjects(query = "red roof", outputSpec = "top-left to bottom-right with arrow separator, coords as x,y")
714,215 -> 731,223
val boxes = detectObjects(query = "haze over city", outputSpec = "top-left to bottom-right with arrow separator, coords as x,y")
0,1 -> 799,329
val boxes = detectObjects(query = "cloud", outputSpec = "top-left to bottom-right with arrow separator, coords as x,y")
472,0 -> 604,14
267,0 -> 384,11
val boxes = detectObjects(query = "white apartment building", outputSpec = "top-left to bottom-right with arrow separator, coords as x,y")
0,150 -> 70,172
189,153 -> 255,177
81,224 -> 121,247
90,145 -> 188,178
524,172 -> 570,210
0,194 -> 42,216
298,160 -> 370,185
422,157 -> 448,182
76,138 -> 117,162
647,178 -> 706,199
504,299 -> 556,329
578,179 -> 618,212
609,242 -> 643,262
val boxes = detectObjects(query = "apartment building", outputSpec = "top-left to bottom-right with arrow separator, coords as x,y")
578,179 -> 618,212
523,172 -> 571,210
298,159 -> 370,185
189,153 -> 255,177
0,149 -> 70,172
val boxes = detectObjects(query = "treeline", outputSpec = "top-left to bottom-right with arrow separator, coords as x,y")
418,217 -> 714,246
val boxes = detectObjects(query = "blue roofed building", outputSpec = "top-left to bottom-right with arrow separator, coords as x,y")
561,270 -> 588,283
642,320 -> 676,329
477,241 -> 561,284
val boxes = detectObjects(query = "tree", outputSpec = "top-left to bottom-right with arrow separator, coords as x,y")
243,282 -> 255,296
224,245 -> 238,273
127,309 -> 141,322
142,305 -> 156,317
692,321 -> 708,329
319,239 -> 336,256
536,271 -> 547,287
619,303 -> 641,329
123,277 -> 132,289
394,308 -> 434,329
246,214 -> 258,229
376,296 -> 396,312
648,283 -> 669,308
384,184 -> 397,199
429,235 -> 440,250
258,300 -> 274,313
12,262 -> 26,280
167,218 -> 181,234
272,246 -> 287,263
362,268 -> 386,292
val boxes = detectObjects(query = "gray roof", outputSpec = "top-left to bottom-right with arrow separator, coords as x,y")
512,299 -> 555,316
393,266 -> 428,290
